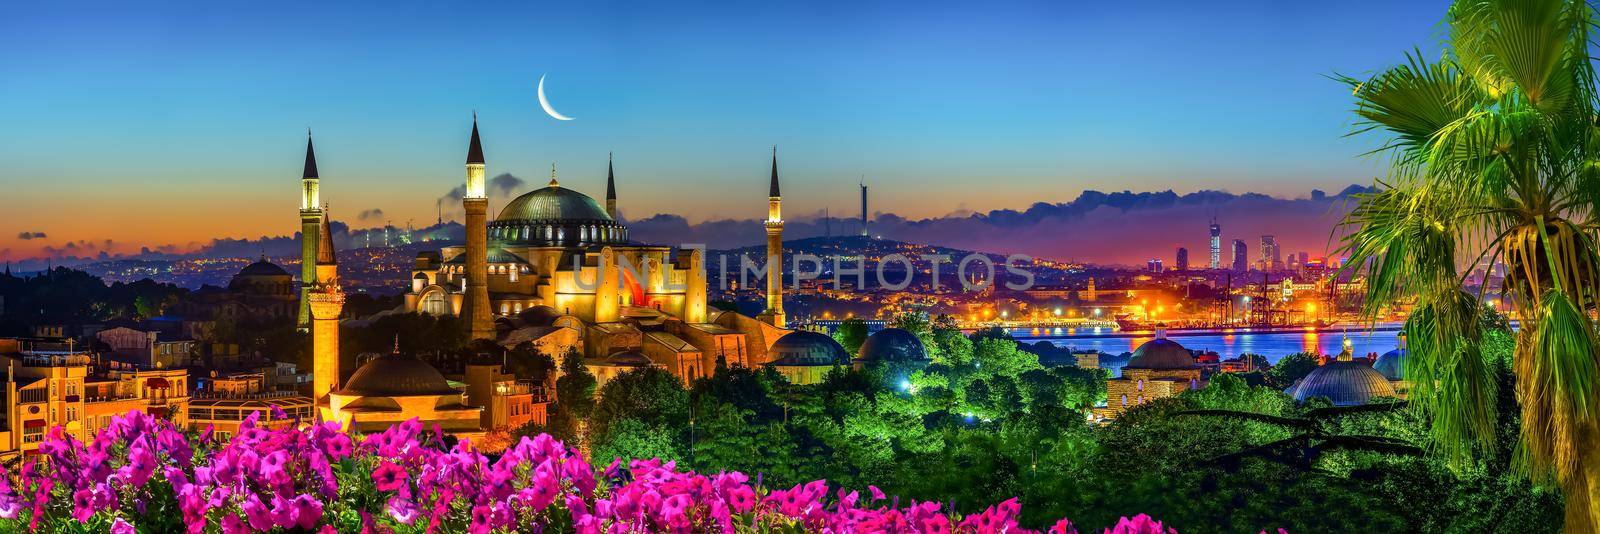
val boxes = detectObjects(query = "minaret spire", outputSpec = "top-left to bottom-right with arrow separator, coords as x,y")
303,129 -> 319,179
466,114 -> 485,166
316,207 -> 337,266
605,152 -> 618,219
769,145 -> 780,198
549,163 -> 559,187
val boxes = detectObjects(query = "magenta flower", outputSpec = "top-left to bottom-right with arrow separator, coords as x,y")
110,517 -> 134,534
371,461 -> 408,492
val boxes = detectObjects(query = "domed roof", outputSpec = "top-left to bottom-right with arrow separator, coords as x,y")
1287,361 -> 1397,406
518,305 -> 562,326
858,328 -> 928,362
337,353 -> 460,397
1373,349 -> 1406,381
594,351 -> 653,367
237,258 -> 289,277
768,331 -> 850,367
1124,338 -> 1197,370
496,186 -> 613,223
445,247 -> 526,265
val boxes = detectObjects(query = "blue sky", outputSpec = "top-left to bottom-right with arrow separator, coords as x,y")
0,0 -> 1445,259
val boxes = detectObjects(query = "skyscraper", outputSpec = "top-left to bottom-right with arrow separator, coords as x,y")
1260,235 -> 1279,271
1231,239 -> 1248,272
1208,218 -> 1221,269
859,181 -> 869,237
1175,247 -> 1188,271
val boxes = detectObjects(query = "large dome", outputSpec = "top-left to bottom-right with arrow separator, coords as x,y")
1125,338 -> 1197,370
489,184 -> 628,247
858,328 -> 928,362
496,186 -> 612,223
1288,361 -> 1397,406
768,331 -> 850,367
338,353 -> 461,397
236,258 -> 289,278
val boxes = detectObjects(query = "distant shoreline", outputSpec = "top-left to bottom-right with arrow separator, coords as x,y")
1008,322 -> 1406,341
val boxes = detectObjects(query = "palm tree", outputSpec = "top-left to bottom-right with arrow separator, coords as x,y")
1336,0 -> 1600,529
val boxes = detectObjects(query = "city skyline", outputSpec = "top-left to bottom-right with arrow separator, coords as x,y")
0,0 -> 1444,261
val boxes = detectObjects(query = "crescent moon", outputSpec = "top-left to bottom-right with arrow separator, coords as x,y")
537,74 -> 574,121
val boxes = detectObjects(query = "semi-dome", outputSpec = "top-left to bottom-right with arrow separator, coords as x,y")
338,353 -> 461,397
858,328 -> 928,362
1124,338 -> 1198,370
237,258 -> 289,278
489,185 -> 628,247
768,331 -> 850,367
1372,349 -> 1406,381
1287,361 -> 1397,406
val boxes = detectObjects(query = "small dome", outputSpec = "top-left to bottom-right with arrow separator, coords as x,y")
858,328 -> 928,362
497,186 -> 613,223
1125,338 -> 1197,370
1373,349 -> 1406,381
767,331 -> 850,367
518,305 -> 562,326
1288,361 -> 1397,406
338,353 -> 460,397
237,259 -> 289,277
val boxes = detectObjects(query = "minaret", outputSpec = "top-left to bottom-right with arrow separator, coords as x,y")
605,152 -> 618,220
757,146 -> 786,328
462,114 -> 494,341
297,130 -> 322,331
308,209 -> 345,409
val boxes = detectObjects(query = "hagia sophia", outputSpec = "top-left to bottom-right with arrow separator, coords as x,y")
292,117 -> 875,437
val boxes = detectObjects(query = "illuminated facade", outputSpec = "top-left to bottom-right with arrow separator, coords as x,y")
402,120 -> 791,386
1094,334 -> 1203,420
0,340 -> 189,461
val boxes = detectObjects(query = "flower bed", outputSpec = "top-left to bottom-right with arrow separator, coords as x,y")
0,410 -> 1181,533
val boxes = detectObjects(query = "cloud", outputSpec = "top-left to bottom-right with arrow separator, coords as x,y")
16,231 -> 46,240
358,208 -> 386,221
436,185 -> 468,221
628,185 -> 1378,265
490,173 -> 527,197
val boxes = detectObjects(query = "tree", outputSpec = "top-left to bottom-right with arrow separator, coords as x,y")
1337,0 -> 1600,527
832,317 -> 868,355
549,349 -> 597,445
1264,352 -> 1319,391
589,367 -> 690,461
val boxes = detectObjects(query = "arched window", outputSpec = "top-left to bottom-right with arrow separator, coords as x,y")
1120,394 -> 1127,406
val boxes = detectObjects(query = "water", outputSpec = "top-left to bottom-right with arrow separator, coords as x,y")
1009,326 -> 1403,375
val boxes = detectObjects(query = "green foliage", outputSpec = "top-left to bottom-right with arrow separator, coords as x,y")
585,325 -> 1561,531
590,366 -> 689,460
1264,352 -> 1319,391
1336,0 -> 1600,526
832,317 -> 868,355
549,349 -> 597,444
